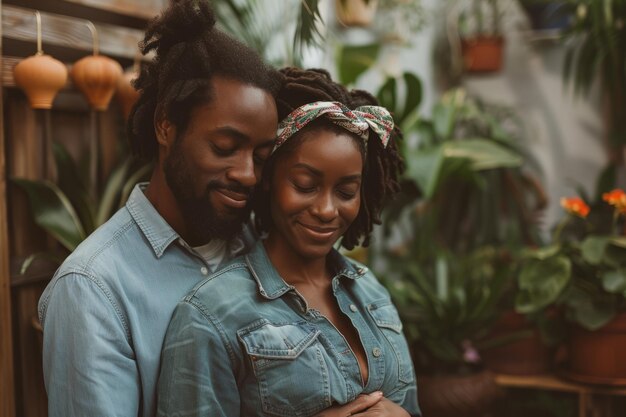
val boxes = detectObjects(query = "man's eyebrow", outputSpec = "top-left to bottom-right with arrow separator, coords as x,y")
213,126 -> 249,142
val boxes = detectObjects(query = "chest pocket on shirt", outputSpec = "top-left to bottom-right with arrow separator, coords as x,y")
237,319 -> 332,417
367,300 -> 414,384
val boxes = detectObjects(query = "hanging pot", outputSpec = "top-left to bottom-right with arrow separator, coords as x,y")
71,21 -> 122,111
116,66 -> 140,120
12,10 -> 67,109
71,54 -> 122,111
14,54 -> 67,109
336,0 -> 379,27
461,35 -> 505,73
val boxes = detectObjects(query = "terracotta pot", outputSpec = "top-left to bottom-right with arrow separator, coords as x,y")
418,370 -> 501,417
13,54 -> 68,109
461,35 -> 504,73
567,312 -> 626,385
116,67 -> 140,120
481,311 -> 551,375
71,54 -> 122,111
336,0 -> 378,27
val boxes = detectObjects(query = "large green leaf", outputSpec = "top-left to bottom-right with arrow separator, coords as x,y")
516,255 -> 571,313
376,72 -> 422,125
13,178 -> 86,251
601,269 -> 626,293
564,285 -> 616,331
52,142 -> 95,232
581,235 -> 610,265
96,158 -> 132,227
444,139 -> 523,170
336,43 -> 380,86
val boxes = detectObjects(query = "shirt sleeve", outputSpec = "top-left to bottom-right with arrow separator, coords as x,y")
157,300 -> 241,417
39,273 -> 140,417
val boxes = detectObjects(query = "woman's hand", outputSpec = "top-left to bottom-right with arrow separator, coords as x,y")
313,391 -> 383,416
351,397 -> 411,416
313,392 -> 410,417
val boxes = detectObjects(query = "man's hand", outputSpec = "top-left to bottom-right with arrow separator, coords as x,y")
313,391 -> 383,417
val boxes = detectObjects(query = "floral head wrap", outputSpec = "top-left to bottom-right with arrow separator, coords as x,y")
273,101 -> 394,153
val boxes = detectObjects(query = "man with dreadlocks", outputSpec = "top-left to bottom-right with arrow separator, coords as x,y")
157,67 -> 420,416
38,1 -> 281,416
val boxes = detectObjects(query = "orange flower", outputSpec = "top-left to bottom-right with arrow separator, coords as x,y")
602,189 -> 626,213
560,197 -> 590,218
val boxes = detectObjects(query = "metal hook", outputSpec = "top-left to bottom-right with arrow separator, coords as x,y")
35,10 -> 43,55
85,20 -> 99,55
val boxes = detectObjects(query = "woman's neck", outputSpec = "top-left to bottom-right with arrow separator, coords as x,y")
263,233 -> 329,287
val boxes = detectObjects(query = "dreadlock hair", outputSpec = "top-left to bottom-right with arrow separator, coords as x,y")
128,0 -> 282,160
253,67 -> 405,250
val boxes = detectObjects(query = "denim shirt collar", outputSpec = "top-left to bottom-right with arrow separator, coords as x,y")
245,240 -> 367,300
126,183 -> 252,260
126,183 -> 180,258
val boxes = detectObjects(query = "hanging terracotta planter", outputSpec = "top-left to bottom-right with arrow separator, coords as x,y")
480,311 -> 552,375
12,11 -> 67,109
418,370 -> 501,417
461,35 -> 504,73
336,0 -> 379,27
116,64 -> 140,120
70,21 -> 122,111
565,312 -> 626,385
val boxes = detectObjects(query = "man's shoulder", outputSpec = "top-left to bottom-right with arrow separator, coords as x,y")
58,208 -> 140,277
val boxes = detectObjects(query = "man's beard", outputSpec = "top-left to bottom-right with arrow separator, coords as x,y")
163,143 -> 252,244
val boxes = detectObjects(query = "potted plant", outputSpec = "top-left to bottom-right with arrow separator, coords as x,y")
372,88 -> 548,413
458,0 -> 506,72
516,178 -> 626,384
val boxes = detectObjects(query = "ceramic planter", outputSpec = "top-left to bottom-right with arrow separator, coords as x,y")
418,370 -> 501,417
336,0 -> 378,27
461,35 -> 504,73
566,312 -> 626,385
71,54 -> 122,111
481,311 -> 551,375
13,54 -> 68,109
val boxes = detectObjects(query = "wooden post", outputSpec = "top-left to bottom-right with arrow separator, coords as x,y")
0,1 -> 17,416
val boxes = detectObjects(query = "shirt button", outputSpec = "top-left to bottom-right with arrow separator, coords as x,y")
200,267 -> 208,275
372,347 -> 382,357
349,304 -> 358,312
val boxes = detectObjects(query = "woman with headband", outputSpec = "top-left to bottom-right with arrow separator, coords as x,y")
157,68 -> 420,417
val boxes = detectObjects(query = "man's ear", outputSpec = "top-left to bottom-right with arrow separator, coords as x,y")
154,111 -> 176,149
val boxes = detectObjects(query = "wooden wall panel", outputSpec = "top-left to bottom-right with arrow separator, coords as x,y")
0,1 -> 17,416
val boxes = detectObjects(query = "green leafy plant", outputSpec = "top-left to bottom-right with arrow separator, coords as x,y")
13,143 -> 151,272
516,183 -> 626,330
458,0 -> 504,38
372,87 -> 546,373
382,246 -> 514,374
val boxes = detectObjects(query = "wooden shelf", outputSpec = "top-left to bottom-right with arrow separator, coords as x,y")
495,373 -> 626,396
495,373 -> 626,417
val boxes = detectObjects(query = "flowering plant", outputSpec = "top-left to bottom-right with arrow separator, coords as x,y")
516,189 -> 626,330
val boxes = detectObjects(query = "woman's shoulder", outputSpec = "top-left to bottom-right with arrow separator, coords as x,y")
186,255 -> 255,305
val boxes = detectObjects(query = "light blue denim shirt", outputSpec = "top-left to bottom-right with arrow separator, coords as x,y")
157,240 -> 420,417
38,183 -> 255,417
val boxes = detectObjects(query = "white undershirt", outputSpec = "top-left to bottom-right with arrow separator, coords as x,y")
193,239 -> 228,273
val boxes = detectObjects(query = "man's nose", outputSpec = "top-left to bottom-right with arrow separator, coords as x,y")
226,153 -> 257,188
